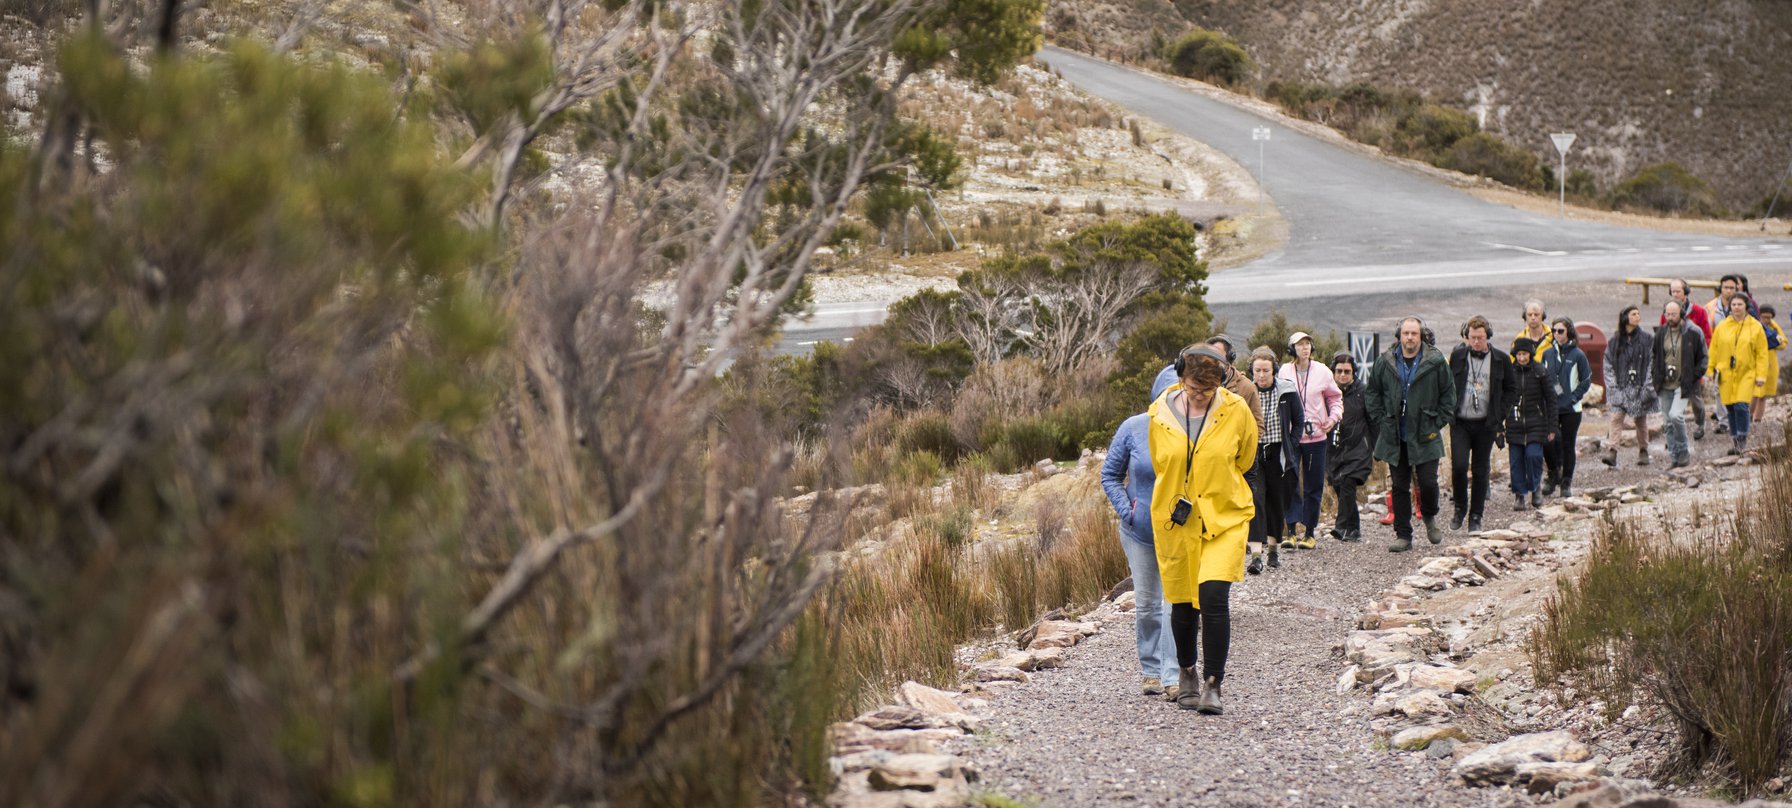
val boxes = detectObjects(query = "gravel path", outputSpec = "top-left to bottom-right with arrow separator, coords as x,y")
950,442 -> 1692,808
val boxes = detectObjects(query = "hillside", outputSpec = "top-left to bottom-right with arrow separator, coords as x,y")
1063,0 -> 1792,211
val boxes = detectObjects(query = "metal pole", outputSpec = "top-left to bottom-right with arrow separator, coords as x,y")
1761,154 -> 1792,232
1558,152 -> 1566,218
1258,140 -> 1265,217
925,189 -> 958,250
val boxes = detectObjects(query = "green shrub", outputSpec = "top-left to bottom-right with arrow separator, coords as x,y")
989,417 -> 1065,469
1608,162 -> 1724,217
1395,104 -> 1477,157
898,409 -> 967,464
1441,132 -> 1545,190
1163,28 -> 1253,87
1529,431 -> 1792,794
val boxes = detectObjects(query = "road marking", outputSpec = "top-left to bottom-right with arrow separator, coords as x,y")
1484,242 -> 1567,256
1656,247 -> 1680,252
1279,255 -> 1792,289
1690,245 -> 1713,252
1724,245 -> 1749,251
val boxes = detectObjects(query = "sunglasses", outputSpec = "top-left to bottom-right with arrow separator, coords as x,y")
1552,327 -> 1568,334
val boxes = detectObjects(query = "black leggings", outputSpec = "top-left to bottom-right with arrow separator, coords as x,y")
1169,580 -> 1232,682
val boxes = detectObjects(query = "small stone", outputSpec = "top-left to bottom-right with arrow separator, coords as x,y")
1395,691 -> 1456,718
1417,557 -> 1463,577
1026,620 -> 1087,650
1455,730 -> 1593,786
970,664 -> 1029,683
1393,723 -> 1469,750
996,647 -> 1066,671
1400,574 -> 1449,591
896,681 -> 963,716
1033,458 -> 1059,477
1409,665 -> 1478,694
1514,761 -> 1607,794
1114,590 -> 1137,611
1450,567 -> 1487,586
868,752 -> 962,791
1337,665 -> 1361,694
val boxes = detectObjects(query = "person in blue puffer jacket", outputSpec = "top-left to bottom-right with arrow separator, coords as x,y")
1101,412 -> 1178,700
1539,317 -> 1593,500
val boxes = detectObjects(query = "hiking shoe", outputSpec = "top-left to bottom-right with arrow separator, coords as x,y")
1600,447 -> 1618,467
1246,552 -> 1264,576
1278,537 -> 1296,551
1560,485 -> 1572,498
1467,516 -> 1483,533
1266,548 -> 1281,569
1637,449 -> 1651,466
1450,511 -> 1466,530
1513,493 -> 1528,511
1726,445 -> 1740,456
1670,455 -> 1691,469
1196,676 -> 1224,715
1531,491 -> 1542,508
1694,423 -> 1706,440
1340,529 -> 1363,543
1388,535 -> 1413,553
1295,534 -> 1317,550
1176,667 -> 1202,710
1143,677 -> 1164,697
1425,518 -> 1443,545
1541,479 -> 1557,496
1327,526 -> 1343,540
1163,684 -> 1180,702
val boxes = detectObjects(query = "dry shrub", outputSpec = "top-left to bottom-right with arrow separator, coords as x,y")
951,453 -> 1002,513
1528,427 -> 1792,794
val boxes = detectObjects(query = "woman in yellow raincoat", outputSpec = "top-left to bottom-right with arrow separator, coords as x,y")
1146,344 -> 1258,715
1754,304 -> 1785,423
1709,295 -> 1771,453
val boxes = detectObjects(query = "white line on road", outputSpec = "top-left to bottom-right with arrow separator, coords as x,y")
1484,242 -> 1568,256
1691,246 -> 1714,252
1280,255 -> 1792,289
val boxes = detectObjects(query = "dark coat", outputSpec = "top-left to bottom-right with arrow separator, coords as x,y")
1448,344 -> 1516,429
1258,378 -> 1304,502
1604,327 -> 1656,393
1506,360 -> 1559,445
1366,344 -> 1457,465
1328,378 -> 1372,486
1651,320 -> 1709,395
1542,343 -> 1592,413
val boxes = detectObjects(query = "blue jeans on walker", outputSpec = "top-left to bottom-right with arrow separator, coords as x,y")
1119,536 -> 1177,683
1284,440 -> 1328,533
1509,442 -> 1545,495
1728,402 -> 1752,444
1661,390 -> 1689,462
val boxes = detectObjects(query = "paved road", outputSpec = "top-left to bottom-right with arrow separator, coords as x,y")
779,49 -> 1792,351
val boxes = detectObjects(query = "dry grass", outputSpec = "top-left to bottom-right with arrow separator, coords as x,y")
1528,423 -> 1792,794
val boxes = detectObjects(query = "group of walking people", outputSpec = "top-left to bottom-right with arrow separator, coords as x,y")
1099,274 -> 1786,715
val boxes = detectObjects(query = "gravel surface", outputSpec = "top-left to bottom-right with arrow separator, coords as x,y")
949,436 -> 1708,808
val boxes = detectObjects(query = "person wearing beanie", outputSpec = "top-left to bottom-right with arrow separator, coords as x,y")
1506,336 -> 1558,510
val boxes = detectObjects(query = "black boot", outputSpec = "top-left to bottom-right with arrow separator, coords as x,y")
1388,534 -> 1413,553
1541,477 -> 1558,497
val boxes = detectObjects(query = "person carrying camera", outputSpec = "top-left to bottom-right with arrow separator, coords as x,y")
1145,345 -> 1258,714
1448,316 -> 1514,533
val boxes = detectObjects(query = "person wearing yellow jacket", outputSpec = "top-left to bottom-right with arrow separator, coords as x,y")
1146,344 -> 1258,715
1755,304 -> 1785,424
1709,295 -> 1772,454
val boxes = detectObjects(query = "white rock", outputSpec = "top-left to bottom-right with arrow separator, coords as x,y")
969,664 -> 1029,683
1337,665 -> 1361,694
1400,574 -> 1449,591
996,647 -> 1066,671
896,682 -> 963,716
1395,690 -> 1456,718
1454,730 -> 1592,786
1417,557 -> 1463,577
1393,723 -> 1469,751
1450,567 -> 1487,586
1114,590 -> 1137,611
1409,665 -> 1478,694
1026,620 -> 1087,649
1513,760 -> 1607,793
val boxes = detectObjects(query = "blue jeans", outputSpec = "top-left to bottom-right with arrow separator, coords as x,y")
1509,442 -> 1546,495
1661,390 -> 1689,462
1120,536 -> 1177,682
1728,402 -> 1752,444
1284,440 -> 1328,533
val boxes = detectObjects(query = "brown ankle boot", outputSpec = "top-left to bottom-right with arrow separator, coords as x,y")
1196,676 -> 1223,715
1176,667 -> 1201,710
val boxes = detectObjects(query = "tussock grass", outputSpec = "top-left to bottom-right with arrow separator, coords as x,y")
1528,423 -> 1792,794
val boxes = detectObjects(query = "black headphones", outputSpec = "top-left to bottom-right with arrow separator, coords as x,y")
1205,334 -> 1238,364
1174,344 -> 1228,375
1460,318 -> 1494,341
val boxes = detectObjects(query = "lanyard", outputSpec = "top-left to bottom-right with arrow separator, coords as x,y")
1293,364 -> 1310,418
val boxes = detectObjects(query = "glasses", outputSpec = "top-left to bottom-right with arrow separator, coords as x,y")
1552,328 -> 1568,334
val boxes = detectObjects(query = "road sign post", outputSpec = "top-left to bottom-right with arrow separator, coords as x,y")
1550,133 -> 1576,218
1252,126 -> 1270,216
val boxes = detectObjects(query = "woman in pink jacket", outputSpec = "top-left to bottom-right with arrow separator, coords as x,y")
1276,332 -> 1344,548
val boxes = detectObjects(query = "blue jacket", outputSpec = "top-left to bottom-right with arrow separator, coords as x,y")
1151,364 -> 1179,401
1100,414 -> 1155,545
1543,343 -> 1592,413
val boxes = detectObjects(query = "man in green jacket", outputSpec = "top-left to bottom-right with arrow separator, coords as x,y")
1366,317 -> 1458,552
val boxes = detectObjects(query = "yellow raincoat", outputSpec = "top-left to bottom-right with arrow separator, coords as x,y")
1146,384 -> 1258,606
1765,320 -> 1785,397
1709,314 -> 1771,405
